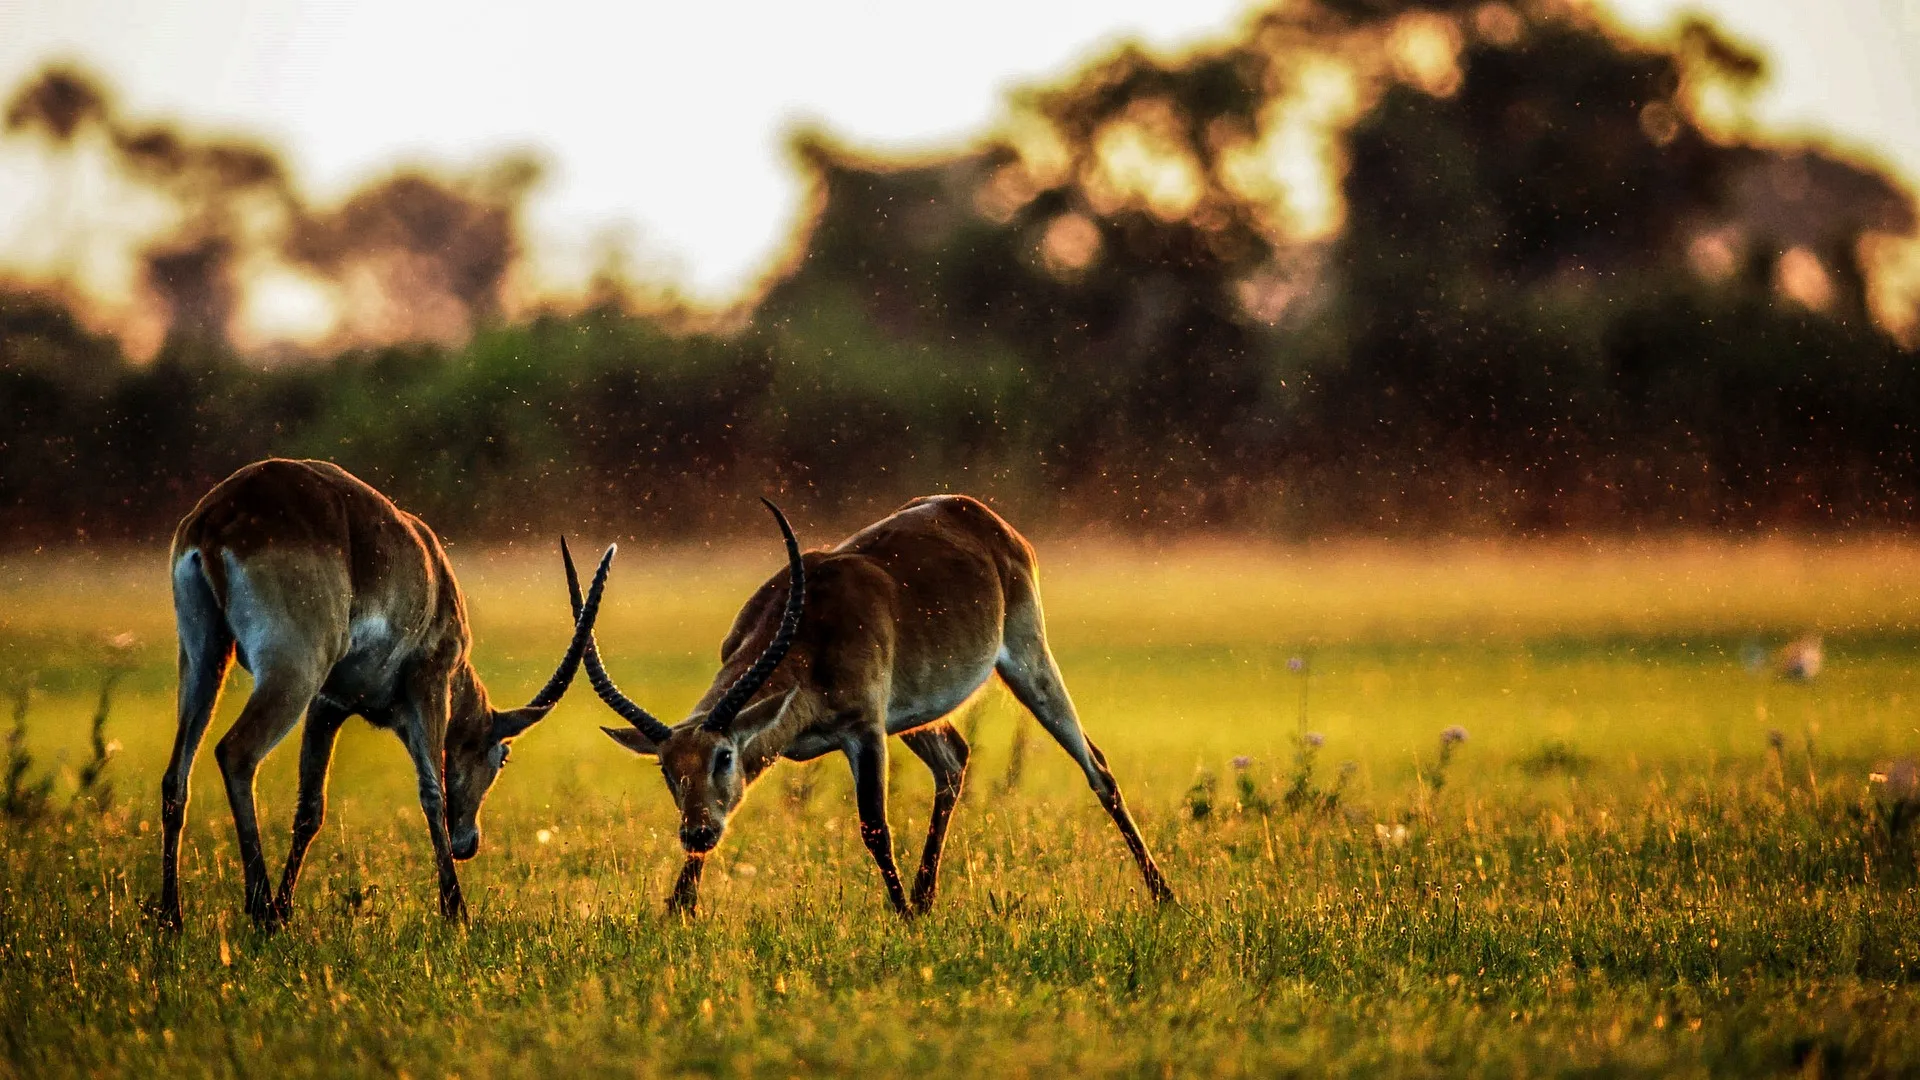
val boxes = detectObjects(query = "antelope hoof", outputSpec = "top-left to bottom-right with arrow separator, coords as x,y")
248,905 -> 288,934
245,896 -> 278,930
148,895 -> 184,934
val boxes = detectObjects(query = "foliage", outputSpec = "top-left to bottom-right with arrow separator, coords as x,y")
1518,739 -> 1595,778
1186,768 -> 1218,821
3,672 -> 121,825
1281,733 -> 1356,815
2,686 -> 53,823
4,4 -> 1919,541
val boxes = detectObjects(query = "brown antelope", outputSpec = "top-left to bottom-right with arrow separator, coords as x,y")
572,494 -> 1172,916
162,458 -> 614,929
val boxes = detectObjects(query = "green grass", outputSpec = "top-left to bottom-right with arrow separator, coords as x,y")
3,539 -> 1920,1076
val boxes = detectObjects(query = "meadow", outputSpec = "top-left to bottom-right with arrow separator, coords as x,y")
3,537 -> 1920,1077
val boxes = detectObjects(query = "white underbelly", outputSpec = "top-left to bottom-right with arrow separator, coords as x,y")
885,660 -> 996,735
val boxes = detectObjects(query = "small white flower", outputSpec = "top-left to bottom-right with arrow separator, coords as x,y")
536,828 -> 553,845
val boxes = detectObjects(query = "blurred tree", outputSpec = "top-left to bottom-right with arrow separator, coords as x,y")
6,66 -> 293,358
1,3 -> 1918,541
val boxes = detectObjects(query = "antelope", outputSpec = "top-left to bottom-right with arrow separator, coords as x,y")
161,458 -> 614,929
572,494 -> 1172,916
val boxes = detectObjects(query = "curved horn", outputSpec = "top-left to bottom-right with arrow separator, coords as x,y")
703,498 -> 805,733
525,541 -> 617,711
562,537 -> 674,745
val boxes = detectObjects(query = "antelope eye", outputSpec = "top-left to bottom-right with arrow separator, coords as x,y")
714,747 -> 734,774
488,743 -> 511,769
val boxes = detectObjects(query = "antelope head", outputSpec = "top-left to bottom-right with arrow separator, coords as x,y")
445,542 -> 617,860
570,500 -> 805,855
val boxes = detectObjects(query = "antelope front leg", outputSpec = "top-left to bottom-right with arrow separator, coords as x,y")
398,688 -> 466,922
846,730 -> 911,917
666,855 -> 706,916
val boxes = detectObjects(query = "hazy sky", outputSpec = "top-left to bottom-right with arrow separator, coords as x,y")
2,0 -> 1917,306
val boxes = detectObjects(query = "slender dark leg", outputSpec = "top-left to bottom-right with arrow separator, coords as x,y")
996,586 -> 1174,904
901,721 -> 969,913
847,728 -> 911,917
397,678 -> 465,921
161,641 -> 232,930
270,700 -> 350,923
160,559 -> 234,931
667,856 -> 706,916
214,672 -> 320,925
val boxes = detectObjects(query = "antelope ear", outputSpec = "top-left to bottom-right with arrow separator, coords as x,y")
728,687 -> 800,737
490,705 -> 550,743
602,725 -> 661,756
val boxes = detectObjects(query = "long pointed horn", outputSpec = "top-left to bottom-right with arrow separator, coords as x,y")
563,537 -> 675,745
703,498 -> 805,733
526,542 -> 617,710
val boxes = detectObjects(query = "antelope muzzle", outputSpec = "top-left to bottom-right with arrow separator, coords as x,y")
679,822 -> 722,854
450,824 -> 481,861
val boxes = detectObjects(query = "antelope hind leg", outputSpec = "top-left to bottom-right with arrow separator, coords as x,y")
996,605 -> 1174,904
900,721 -> 969,913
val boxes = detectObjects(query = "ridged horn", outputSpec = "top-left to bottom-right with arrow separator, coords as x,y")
525,542 -> 617,710
702,498 -> 805,733
562,537 -> 674,746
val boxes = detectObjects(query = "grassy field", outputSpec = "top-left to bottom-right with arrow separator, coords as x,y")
4,538 -> 1920,1076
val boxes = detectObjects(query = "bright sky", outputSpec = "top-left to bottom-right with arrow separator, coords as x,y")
1,0 -> 1917,309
